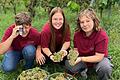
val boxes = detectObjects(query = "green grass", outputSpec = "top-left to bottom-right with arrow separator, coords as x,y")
0,7 -> 120,80
0,13 -> 14,40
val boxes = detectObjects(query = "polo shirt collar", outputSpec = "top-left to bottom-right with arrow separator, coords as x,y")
81,30 -> 97,39
53,27 -> 62,33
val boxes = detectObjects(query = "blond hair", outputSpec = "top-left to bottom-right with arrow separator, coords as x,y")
76,8 -> 101,31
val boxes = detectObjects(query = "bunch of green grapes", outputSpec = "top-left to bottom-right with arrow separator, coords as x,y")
67,49 -> 79,66
50,74 -> 65,80
52,51 -> 65,62
49,73 -> 77,80
17,67 -> 49,80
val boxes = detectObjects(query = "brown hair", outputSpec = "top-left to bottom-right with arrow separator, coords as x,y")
15,12 -> 32,26
49,7 -> 70,52
76,8 -> 101,32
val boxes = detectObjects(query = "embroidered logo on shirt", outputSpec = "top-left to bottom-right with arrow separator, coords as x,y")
90,47 -> 94,51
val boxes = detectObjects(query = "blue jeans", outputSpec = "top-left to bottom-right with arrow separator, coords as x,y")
1,45 -> 36,72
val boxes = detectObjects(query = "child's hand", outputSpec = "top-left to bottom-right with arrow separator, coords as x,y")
75,57 -> 82,64
60,50 -> 67,58
50,55 -> 58,62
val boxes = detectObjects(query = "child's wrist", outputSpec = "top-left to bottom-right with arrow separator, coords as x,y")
49,54 -> 53,57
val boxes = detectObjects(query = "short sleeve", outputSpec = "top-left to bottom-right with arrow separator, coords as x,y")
35,32 -> 41,46
95,31 -> 108,53
65,27 -> 70,42
73,32 -> 77,48
41,31 -> 51,48
95,39 -> 108,53
1,26 -> 13,42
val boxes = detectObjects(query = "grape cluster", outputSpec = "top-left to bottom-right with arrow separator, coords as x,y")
52,51 -> 65,62
67,49 -> 79,66
49,73 -> 77,80
17,67 -> 49,80
50,74 -> 65,80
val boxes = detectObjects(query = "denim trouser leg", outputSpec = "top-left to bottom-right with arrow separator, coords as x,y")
94,58 -> 113,80
1,50 -> 21,72
22,45 -> 36,69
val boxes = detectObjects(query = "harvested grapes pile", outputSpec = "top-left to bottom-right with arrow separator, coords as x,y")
48,73 -> 77,80
17,67 -> 49,80
67,49 -> 79,66
52,50 -> 65,62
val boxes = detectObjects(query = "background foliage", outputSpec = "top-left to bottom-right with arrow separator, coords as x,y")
0,0 -> 120,80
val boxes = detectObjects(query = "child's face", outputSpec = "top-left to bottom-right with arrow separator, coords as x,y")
52,12 -> 64,29
80,16 -> 94,34
20,24 -> 31,37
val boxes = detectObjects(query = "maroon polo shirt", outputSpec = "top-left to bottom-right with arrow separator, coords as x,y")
1,24 -> 41,51
74,29 -> 109,67
41,22 -> 70,52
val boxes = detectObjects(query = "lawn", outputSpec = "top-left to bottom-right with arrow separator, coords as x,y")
0,6 -> 120,80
